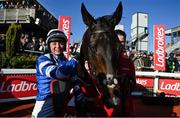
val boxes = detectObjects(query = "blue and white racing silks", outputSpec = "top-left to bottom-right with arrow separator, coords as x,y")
35,53 -> 77,101
32,53 -> 78,117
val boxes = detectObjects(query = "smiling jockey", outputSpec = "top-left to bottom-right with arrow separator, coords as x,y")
32,29 -> 86,117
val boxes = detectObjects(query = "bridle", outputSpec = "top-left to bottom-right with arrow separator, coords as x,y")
86,35 -> 120,97
87,29 -> 120,88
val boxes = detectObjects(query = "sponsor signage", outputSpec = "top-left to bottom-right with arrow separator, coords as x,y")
0,75 -> 37,99
59,16 -> 71,59
153,25 -> 166,71
159,78 -> 180,96
136,77 -> 154,87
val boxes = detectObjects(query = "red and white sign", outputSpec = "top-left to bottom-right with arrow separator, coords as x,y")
136,77 -> 154,87
153,25 -> 166,71
59,16 -> 71,59
0,75 -> 37,100
159,78 -> 180,96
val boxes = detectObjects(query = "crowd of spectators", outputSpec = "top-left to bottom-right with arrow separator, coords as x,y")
1,34 -> 180,73
19,33 -> 46,52
0,0 -> 37,9
127,51 -> 180,73
0,0 -> 56,24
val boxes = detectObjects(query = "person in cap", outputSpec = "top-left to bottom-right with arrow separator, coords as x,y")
32,29 -> 85,117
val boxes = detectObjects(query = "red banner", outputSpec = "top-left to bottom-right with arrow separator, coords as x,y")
153,25 -> 166,71
0,75 -> 37,99
159,78 -> 180,96
136,77 -> 154,87
58,16 -> 71,59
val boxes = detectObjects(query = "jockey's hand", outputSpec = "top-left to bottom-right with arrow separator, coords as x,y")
58,59 -> 78,76
66,58 -> 78,76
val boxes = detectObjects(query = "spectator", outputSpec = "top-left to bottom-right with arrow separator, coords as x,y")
70,43 -> 80,59
133,52 -> 144,71
149,53 -> 154,68
28,37 -> 39,51
8,2 -> 14,9
141,52 -> 151,71
0,2 -> 4,9
19,34 -> 27,51
166,53 -> 176,73
38,38 -> 46,52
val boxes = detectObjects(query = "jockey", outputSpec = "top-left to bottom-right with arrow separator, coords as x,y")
32,29 -> 85,117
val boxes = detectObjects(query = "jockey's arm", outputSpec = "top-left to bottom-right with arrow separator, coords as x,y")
36,55 -> 78,79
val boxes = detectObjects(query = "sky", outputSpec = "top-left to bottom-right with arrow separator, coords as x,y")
37,0 -> 180,52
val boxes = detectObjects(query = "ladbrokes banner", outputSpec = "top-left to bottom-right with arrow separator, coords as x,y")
153,25 -> 166,71
0,75 -> 37,100
159,78 -> 180,96
59,16 -> 71,59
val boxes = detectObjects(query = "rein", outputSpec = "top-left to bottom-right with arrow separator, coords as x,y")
84,60 -> 102,97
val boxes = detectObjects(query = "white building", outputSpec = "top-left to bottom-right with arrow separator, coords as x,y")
130,12 -> 149,52
165,26 -> 180,55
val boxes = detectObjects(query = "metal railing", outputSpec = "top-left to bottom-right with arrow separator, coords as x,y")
134,71 -> 180,97
0,8 -> 35,23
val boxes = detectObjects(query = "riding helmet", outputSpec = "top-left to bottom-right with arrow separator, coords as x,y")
46,29 -> 67,45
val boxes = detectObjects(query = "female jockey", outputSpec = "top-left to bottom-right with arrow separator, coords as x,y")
32,29 -> 84,117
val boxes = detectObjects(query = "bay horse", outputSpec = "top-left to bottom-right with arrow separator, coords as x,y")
76,1 -> 133,117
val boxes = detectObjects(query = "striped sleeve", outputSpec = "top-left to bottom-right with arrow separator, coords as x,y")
36,55 -> 69,79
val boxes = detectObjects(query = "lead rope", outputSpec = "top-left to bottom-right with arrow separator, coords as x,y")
85,61 -> 102,97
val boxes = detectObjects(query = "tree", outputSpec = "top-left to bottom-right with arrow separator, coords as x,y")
6,23 -> 22,59
4,23 -> 38,68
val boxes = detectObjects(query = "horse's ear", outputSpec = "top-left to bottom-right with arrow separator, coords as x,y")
81,3 -> 95,26
111,2 -> 123,26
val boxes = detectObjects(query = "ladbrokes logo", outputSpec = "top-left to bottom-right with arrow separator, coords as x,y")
136,78 -> 147,85
154,25 -> 166,71
155,27 -> 165,68
160,82 -> 180,91
0,81 -> 37,92
62,18 -> 70,39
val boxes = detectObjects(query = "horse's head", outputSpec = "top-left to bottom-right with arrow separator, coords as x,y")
80,2 -> 123,107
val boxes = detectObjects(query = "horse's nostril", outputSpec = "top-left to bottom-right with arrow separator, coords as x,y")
103,79 -> 107,85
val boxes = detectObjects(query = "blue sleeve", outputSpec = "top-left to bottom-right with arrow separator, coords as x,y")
36,55 -> 78,79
